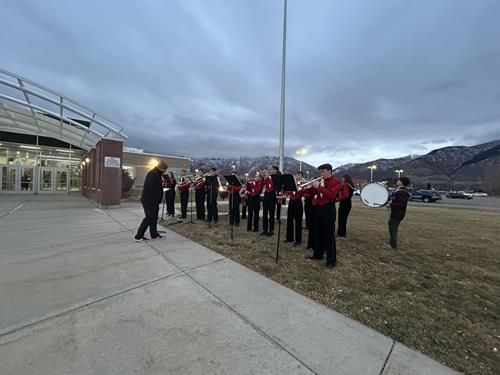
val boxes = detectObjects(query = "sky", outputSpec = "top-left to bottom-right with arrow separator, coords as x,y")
1,0 -> 500,167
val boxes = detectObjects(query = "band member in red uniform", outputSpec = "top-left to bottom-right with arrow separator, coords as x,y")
164,171 -> 177,217
337,174 -> 355,237
308,163 -> 341,268
246,172 -> 263,232
285,171 -> 305,246
261,166 -> 279,237
227,171 -> 242,226
177,169 -> 191,219
194,169 -> 206,220
206,167 -> 220,224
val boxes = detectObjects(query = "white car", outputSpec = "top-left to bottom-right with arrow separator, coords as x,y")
470,192 -> 488,197
458,191 -> 475,198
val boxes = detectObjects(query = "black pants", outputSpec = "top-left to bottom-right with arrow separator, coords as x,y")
165,190 -> 176,216
180,190 -> 189,218
337,201 -> 351,237
207,189 -> 219,223
195,189 -> 205,220
229,193 -> 241,225
247,195 -> 260,231
286,199 -> 303,243
304,198 -> 312,229
241,198 -> 247,219
135,203 -> 159,239
263,192 -> 276,233
388,216 -> 403,248
312,203 -> 336,265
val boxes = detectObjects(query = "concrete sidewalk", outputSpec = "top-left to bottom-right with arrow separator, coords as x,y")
0,194 -> 459,374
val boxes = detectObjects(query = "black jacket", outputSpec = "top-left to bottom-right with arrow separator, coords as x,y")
141,168 -> 164,206
390,187 -> 410,220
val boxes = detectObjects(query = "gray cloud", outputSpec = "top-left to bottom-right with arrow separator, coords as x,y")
1,0 -> 499,167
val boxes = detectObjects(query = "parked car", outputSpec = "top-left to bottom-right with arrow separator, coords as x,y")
408,189 -> 442,203
446,192 -> 473,199
469,192 -> 488,197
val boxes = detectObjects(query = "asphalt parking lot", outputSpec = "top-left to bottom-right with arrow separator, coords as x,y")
408,196 -> 500,211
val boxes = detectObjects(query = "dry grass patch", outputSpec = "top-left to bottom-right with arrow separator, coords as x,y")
163,202 -> 500,374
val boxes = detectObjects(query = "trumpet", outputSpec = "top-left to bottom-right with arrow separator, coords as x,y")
299,176 -> 323,189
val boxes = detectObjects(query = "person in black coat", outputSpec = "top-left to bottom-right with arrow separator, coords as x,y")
134,161 -> 168,241
385,176 -> 411,250
337,174 -> 355,237
164,171 -> 177,217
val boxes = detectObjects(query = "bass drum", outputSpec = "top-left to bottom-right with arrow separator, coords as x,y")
360,183 -> 390,208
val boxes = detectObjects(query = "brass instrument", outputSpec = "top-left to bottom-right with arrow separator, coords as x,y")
299,176 -> 323,189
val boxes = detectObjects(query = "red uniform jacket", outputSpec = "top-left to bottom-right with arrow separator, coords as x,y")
246,179 -> 263,197
309,176 -> 341,206
336,184 -> 350,202
228,185 -> 242,195
164,179 -> 175,189
178,177 -> 191,192
194,178 -> 205,191
286,189 -> 304,201
263,176 -> 275,193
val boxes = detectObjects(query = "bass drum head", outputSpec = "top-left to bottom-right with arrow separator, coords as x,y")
360,183 -> 389,208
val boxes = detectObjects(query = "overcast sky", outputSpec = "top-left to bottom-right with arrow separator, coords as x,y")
1,0 -> 500,167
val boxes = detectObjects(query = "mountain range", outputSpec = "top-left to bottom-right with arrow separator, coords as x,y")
191,140 -> 500,193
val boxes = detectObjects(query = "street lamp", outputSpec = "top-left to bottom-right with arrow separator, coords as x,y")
395,169 -> 404,178
368,165 -> 377,182
296,148 -> 307,171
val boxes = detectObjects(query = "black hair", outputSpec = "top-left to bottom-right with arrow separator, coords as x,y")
399,176 -> 410,186
342,174 -> 354,186
317,163 -> 333,171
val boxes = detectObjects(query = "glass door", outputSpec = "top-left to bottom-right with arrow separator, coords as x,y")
1,165 -> 17,192
55,169 -> 68,192
20,167 -> 35,193
39,168 -> 54,193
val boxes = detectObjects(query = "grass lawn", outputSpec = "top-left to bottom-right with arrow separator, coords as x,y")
163,201 -> 500,374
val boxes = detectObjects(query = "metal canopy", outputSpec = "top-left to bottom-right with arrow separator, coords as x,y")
0,68 -> 128,151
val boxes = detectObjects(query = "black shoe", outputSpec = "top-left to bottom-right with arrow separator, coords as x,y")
259,231 -> 267,236
284,240 -> 293,243
293,242 -> 301,247
235,223 -> 240,227
326,263 -> 336,268
247,228 -> 252,231
253,229 -> 259,232
266,232 -> 273,237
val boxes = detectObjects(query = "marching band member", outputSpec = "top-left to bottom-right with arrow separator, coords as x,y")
308,164 -> 341,268
337,174 -> 355,238
227,171 -> 242,226
164,171 -> 177,217
261,166 -> 279,237
194,169 -> 206,220
177,169 -> 191,219
246,171 -> 263,232
206,167 -> 220,224
285,171 -> 305,246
